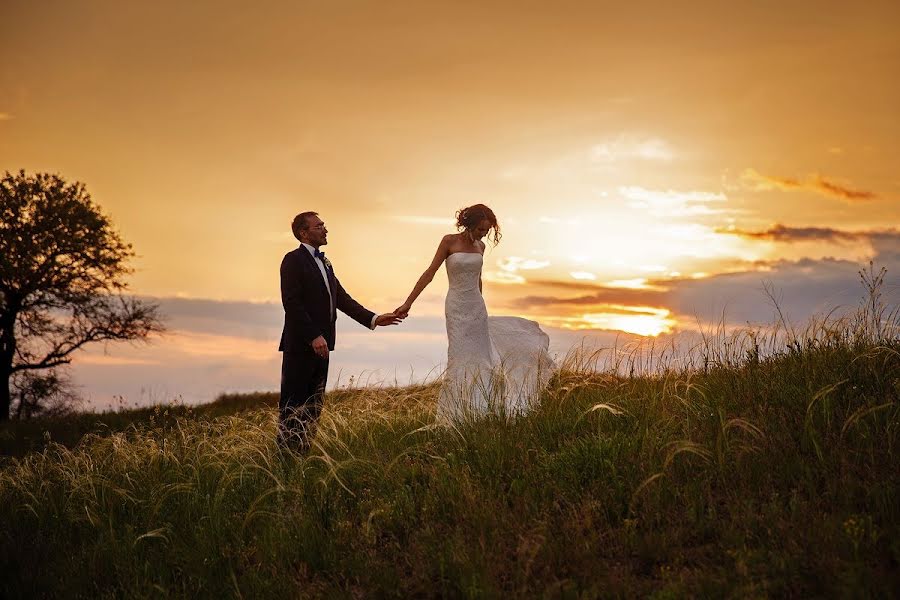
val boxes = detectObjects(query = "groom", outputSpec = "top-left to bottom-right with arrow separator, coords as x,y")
278,211 -> 402,452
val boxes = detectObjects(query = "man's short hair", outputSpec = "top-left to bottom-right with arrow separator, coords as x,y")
291,211 -> 318,241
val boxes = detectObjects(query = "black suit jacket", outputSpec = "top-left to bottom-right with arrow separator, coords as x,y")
278,246 -> 376,353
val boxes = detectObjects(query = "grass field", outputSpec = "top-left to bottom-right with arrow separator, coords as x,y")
1,290 -> 899,597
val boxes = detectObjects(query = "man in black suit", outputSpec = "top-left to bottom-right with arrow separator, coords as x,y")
278,211 -> 402,452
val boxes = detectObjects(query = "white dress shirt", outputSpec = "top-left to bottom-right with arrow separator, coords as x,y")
301,243 -> 377,330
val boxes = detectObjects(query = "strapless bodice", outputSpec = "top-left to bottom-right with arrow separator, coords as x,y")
446,252 -> 483,293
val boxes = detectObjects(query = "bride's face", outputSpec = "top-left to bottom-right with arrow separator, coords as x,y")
470,219 -> 492,241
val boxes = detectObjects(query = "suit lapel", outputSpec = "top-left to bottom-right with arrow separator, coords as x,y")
298,246 -> 331,299
326,263 -> 337,314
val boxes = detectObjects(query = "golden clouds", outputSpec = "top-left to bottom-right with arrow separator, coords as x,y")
483,256 -> 552,285
619,186 -> 730,217
741,169 -> 876,202
717,224 -> 864,243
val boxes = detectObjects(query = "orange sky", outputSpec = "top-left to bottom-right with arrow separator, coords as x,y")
2,1 -> 899,404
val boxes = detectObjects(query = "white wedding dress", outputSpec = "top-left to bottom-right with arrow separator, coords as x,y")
437,252 -> 556,423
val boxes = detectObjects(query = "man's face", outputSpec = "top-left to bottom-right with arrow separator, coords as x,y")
302,215 -> 328,247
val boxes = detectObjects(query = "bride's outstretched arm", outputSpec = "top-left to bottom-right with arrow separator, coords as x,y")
394,235 -> 450,317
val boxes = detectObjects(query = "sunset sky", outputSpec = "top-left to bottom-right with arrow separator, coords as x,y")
2,1 -> 898,407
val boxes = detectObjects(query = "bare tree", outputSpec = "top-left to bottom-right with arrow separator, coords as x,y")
0,170 -> 165,420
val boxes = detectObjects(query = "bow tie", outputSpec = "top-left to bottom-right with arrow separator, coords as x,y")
314,249 -> 326,260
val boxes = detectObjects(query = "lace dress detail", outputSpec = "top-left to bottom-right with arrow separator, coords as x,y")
437,252 -> 555,423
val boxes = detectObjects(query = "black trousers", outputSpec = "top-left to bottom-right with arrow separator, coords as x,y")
278,351 -> 329,452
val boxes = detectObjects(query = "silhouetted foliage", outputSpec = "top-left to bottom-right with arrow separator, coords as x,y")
0,170 -> 164,420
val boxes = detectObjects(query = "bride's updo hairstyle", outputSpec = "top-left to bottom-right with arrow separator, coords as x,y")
456,203 -> 502,246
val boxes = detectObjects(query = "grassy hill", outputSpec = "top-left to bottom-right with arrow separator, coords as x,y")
1,314 -> 899,597
0,391 -> 280,459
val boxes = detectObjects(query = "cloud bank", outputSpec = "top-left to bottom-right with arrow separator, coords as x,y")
741,169 -> 877,202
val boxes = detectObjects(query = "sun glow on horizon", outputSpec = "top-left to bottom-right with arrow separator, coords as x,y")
536,195 -> 769,290
538,305 -> 676,337
605,278 -> 653,289
570,271 -> 597,280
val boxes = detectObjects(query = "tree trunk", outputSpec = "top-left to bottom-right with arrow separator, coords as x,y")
0,307 -> 16,421
0,367 -> 10,422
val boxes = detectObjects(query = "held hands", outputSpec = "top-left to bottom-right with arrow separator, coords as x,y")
393,302 -> 412,319
312,313 -> 404,356
375,312 -> 404,327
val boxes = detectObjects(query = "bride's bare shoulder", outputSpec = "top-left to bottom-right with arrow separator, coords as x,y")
434,233 -> 458,258
442,233 -> 462,246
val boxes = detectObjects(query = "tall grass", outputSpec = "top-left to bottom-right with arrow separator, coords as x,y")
1,269 -> 899,597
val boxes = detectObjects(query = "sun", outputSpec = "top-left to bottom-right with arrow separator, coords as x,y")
539,306 -> 676,337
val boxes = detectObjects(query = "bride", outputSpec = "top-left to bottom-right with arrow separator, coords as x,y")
394,204 -> 555,422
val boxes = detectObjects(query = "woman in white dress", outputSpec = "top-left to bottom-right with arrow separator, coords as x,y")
394,204 -> 555,423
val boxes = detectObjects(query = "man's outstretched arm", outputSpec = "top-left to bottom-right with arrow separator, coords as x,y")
374,312 -> 404,327
334,277 -> 403,329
